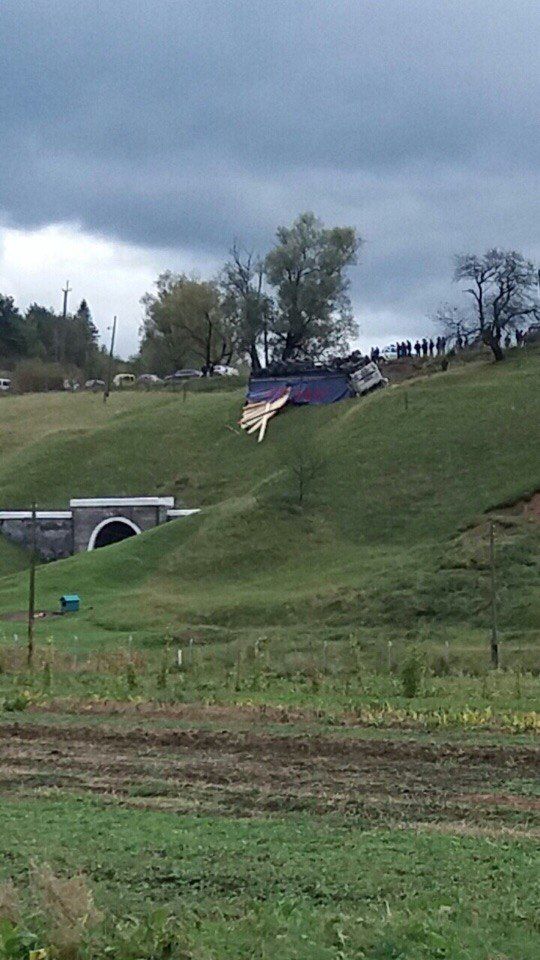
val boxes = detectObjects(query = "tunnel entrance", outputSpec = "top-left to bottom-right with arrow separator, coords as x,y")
88,517 -> 141,550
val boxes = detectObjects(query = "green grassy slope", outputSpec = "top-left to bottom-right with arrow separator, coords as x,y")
0,351 -> 538,655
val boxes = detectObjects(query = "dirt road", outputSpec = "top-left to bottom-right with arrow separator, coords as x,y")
1,721 -> 538,833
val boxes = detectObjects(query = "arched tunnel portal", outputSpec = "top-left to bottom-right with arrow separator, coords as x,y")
87,516 -> 141,550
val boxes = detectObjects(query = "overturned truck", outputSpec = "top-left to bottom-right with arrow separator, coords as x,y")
247,361 -> 386,405
241,359 -> 387,442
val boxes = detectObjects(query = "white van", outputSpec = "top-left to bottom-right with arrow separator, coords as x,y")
113,373 -> 135,388
0,378 -> 11,392
350,362 -> 387,396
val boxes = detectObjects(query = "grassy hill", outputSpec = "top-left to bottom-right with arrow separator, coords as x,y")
0,351 -> 538,667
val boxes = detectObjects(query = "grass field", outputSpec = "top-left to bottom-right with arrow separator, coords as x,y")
0,349 -> 538,658
0,351 -> 538,958
1,795 -> 538,960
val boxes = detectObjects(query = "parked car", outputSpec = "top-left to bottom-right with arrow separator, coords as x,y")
524,323 -> 540,345
0,378 -> 11,392
137,373 -> 163,385
165,369 -> 203,381
213,364 -> 239,377
84,378 -> 106,391
113,373 -> 135,388
380,344 -> 399,360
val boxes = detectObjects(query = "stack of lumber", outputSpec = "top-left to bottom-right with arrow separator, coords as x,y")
239,390 -> 290,442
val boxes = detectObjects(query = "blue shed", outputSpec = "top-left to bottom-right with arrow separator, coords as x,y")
60,594 -> 80,613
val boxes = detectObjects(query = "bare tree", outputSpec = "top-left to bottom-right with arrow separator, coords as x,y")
220,245 -> 273,370
433,303 -> 476,347
454,249 -> 539,361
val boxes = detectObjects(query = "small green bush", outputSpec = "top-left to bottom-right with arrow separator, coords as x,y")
12,359 -> 67,393
400,653 -> 423,698
126,661 -> 137,691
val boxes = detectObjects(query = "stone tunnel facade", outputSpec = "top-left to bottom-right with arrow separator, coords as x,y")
0,498 -> 199,561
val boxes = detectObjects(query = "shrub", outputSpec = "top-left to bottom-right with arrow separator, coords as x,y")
400,653 -> 423,698
0,880 -> 19,924
31,861 -> 102,958
126,660 -> 137,691
12,359 -> 66,394
431,653 -> 452,677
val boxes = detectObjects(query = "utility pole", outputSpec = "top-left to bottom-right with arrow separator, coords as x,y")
489,520 -> 499,669
62,280 -> 72,320
103,316 -> 117,403
56,280 -> 72,363
27,502 -> 37,669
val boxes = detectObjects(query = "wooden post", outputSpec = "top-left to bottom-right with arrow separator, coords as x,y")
27,502 -> 37,668
489,521 -> 499,669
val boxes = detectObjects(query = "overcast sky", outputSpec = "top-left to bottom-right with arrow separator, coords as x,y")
1,0 -> 539,357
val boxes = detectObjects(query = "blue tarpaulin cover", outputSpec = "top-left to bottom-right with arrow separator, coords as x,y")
247,369 -> 354,405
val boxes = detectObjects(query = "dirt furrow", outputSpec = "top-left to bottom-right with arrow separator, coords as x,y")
0,721 -> 538,830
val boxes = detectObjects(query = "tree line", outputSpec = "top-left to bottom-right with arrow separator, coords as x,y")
0,296 -> 108,384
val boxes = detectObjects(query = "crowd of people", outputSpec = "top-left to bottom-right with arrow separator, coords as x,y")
369,336 -> 447,362
369,328 -> 527,364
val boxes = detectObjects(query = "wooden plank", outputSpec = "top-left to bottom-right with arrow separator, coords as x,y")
246,413 -> 274,434
240,400 -> 287,425
258,413 -> 272,442
240,409 -> 267,424
240,389 -> 291,440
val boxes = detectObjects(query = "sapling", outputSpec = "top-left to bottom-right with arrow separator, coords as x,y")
126,661 -> 137,692
156,646 -> 169,690
400,652 -> 423,698
42,637 -> 54,691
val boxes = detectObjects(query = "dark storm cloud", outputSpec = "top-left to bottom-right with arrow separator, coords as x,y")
1,0 -> 539,340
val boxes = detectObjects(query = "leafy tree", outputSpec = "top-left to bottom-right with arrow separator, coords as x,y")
23,300 -> 100,372
0,295 -> 25,360
454,249 -> 539,361
140,273 -> 232,374
0,293 -> 102,383
70,300 -> 99,370
24,303 -> 56,359
220,245 -> 273,370
264,213 -> 361,362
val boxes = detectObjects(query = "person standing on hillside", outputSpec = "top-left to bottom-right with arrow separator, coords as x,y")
422,338 -> 428,356
414,340 -> 421,357
407,340 -> 412,356
429,338 -> 434,356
